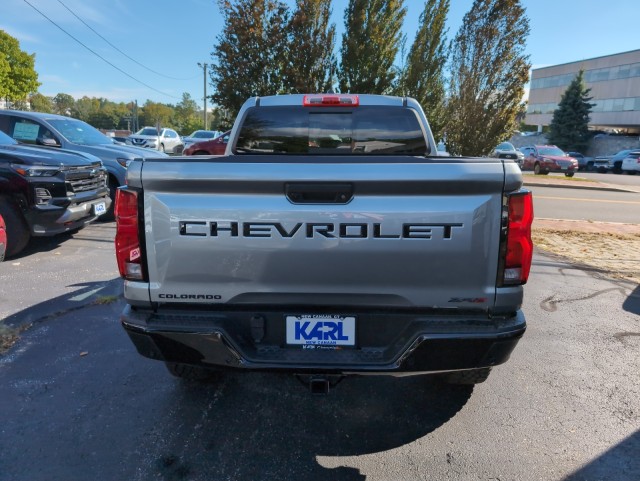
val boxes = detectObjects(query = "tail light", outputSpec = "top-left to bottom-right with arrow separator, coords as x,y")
500,190 -> 534,285
115,188 -> 144,281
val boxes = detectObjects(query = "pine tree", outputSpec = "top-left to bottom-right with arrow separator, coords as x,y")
211,0 -> 290,118
286,0 -> 337,93
547,70 -> 593,152
445,0 -> 530,156
338,0 -> 406,94
400,0 -> 450,142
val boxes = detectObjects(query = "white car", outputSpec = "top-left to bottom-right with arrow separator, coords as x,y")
127,127 -> 184,153
621,151 -> 640,174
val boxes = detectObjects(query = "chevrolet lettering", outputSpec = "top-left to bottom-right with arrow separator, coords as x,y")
179,221 -> 464,239
116,93 -> 533,394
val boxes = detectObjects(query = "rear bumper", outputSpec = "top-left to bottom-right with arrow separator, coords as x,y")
121,305 -> 526,375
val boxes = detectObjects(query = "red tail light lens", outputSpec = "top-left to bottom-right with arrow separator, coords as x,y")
115,188 -> 144,280
503,191 -> 534,285
303,94 -> 359,107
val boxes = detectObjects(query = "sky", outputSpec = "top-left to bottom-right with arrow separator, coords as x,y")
2,0 -> 639,108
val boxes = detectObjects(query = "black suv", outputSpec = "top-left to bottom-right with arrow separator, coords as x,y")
0,129 -> 111,258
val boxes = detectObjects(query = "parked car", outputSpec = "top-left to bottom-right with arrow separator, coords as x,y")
566,151 -> 592,171
605,149 -> 634,173
0,110 -> 166,220
183,130 -> 230,156
491,142 -> 524,167
520,145 -> 578,177
621,151 -> 640,174
0,212 -> 6,262
127,127 -> 184,154
0,129 -> 110,258
182,130 -> 222,150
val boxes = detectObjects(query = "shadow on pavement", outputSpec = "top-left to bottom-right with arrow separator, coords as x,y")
6,221 -> 115,261
157,373 -> 473,480
563,430 -> 640,481
2,277 -> 122,328
622,284 -> 640,315
0,288 -> 473,481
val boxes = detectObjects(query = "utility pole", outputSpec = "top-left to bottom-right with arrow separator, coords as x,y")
197,62 -> 208,130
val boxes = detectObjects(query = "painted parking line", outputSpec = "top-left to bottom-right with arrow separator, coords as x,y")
535,195 -> 640,205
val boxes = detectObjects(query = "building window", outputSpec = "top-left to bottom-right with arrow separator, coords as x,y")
528,97 -> 640,115
532,60 -> 640,90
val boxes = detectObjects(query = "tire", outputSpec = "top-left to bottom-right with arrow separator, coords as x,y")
0,199 -> 30,258
534,163 -> 541,175
628,170 -> 637,175
586,161 -> 594,171
565,172 -> 575,177
165,362 -> 222,382
159,143 -> 165,153
441,368 -> 492,385
613,161 -> 623,174
101,178 -> 118,222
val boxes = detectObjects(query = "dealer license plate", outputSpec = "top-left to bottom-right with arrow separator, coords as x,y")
94,202 -> 107,215
286,315 -> 355,347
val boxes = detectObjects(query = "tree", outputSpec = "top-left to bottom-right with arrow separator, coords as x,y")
0,56 -> 9,100
53,93 -> 76,116
286,0 -> 337,93
174,92 -> 201,133
29,93 -> 54,113
338,0 -> 406,94
399,0 -> 450,141
445,0 -> 530,156
547,70 -> 593,152
73,96 -> 100,122
211,0 -> 290,118
140,101 -> 173,127
0,30 -> 40,105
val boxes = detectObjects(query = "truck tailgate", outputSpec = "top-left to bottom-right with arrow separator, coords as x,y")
136,158 -> 509,310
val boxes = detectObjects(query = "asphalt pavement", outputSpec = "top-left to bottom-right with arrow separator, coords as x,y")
0,248 -> 638,480
0,217 -> 639,480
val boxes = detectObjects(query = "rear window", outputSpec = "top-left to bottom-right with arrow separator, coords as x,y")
234,106 -> 428,156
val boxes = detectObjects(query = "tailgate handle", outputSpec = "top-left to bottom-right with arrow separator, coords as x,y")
285,183 -> 353,204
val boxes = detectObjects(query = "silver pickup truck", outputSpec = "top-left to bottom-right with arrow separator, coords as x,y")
115,94 -> 533,392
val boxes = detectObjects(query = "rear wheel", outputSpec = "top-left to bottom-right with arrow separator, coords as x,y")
0,199 -> 30,258
165,362 -> 222,382
534,163 -> 541,175
159,143 -> 165,153
441,368 -> 492,385
565,172 -> 575,177
101,178 -> 118,222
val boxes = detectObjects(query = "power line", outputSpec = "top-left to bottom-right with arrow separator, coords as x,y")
22,0 -> 180,100
56,0 -> 199,81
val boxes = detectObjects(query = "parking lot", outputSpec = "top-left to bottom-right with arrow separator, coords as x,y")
1,219 -> 639,481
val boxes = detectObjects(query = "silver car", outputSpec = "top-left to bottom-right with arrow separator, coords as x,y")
128,127 -> 184,154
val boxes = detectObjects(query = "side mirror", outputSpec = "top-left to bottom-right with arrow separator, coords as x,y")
37,137 -> 60,147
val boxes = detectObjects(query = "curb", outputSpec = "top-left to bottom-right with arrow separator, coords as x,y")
523,179 -> 640,193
